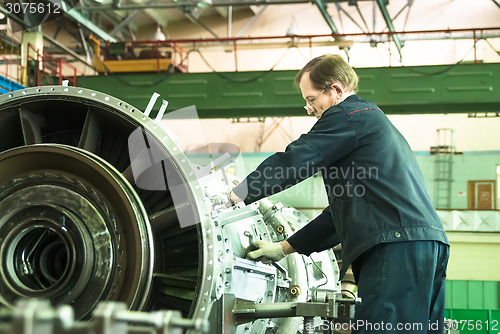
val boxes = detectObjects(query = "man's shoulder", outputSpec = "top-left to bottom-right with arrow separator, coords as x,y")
321,95 -> 383,121
340,94 -> 381,113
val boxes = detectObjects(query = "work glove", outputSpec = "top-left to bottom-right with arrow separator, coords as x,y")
247,240 -> 286,264
210,192 -> 234,208
225,191 -> 243,208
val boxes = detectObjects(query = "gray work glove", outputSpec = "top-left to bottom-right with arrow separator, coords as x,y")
247,240 -> 286,264
210,192 -> 234,208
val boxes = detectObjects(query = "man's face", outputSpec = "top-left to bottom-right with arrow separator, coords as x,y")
299,72 -> 341,120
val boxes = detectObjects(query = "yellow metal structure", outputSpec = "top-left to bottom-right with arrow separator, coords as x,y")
89,35 -> 172,73
97,58 -> 172,73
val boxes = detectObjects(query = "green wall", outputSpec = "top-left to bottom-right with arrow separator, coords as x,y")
445,281 -> 500,333
447,280 -> 500,309
76,62 -> 500,118
415,152 -> 500,209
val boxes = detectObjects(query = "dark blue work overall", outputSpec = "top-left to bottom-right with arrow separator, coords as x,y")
233,94 -> 450,333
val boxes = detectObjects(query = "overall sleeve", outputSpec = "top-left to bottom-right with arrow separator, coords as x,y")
233,109 -> 356,204
286,208 -> 340,255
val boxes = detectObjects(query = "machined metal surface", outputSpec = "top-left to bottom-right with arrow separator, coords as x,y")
0,299 -> 208,334
0,86 -> 345,333
0,145 -> 153,319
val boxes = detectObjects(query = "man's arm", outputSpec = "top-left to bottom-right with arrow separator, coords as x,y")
232,109 -> 356,205
286,208 -> 340,256
280,240 -> 296,255
246,208 -> 340,263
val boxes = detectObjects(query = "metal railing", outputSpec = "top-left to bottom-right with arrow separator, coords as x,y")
27,42 -> 79,86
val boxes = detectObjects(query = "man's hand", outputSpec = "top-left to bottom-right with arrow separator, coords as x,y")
247,240 -> 286,264
225,191 -> 243,208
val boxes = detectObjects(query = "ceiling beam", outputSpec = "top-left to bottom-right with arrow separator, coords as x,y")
49,0 -> 117,42
107,0 -> 163,38
144,9 -> 168,27
177,5 -> 219,38
81,0 -> 374,11
185,11 -> 219,38
313,0 -> 351,58
78,24 -> 92,63
335,2 -> 366,33
312,0 -> 340,35
236,5 -> 268,37
375,0 -> 403,61
96,8 -> 136,39
354,3 -> 370,32
215,6 -> 229,18
109,10 -> 142,37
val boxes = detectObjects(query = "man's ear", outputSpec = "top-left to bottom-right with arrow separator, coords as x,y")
331,83 -> 345,96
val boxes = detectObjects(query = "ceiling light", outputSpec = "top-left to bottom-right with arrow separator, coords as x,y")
153,25 -> 166,41
286,18 -> 299,36
286,21 -> 299,36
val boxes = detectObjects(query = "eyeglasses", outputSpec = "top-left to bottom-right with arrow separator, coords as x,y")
304,89 -> 325,112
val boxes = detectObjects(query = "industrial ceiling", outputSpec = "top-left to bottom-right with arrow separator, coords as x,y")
1,0 -> 500,70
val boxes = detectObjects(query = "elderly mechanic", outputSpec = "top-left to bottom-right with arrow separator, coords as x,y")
230,54 -> 450,333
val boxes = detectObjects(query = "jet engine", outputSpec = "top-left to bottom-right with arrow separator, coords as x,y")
0,86 -> 356,333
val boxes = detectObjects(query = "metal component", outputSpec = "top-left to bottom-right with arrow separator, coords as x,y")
78,25 -> 91,64
0,299 -> 208,334
313,0 -> 341,36
108,0 -> 161,39
144,92 -> 161,117
303,316 -> 315,334
275,224 -> 284,233
271,261 -> 291,283
0,86 -> 206,321
44,34 -> 96,70
236,5 -> 268,37
354,3 -> 370,33
47,0 -> 117,42
243,230 -> 257,250
0,146 -> 153,319
336,2 -> 367,33
289,285 -> 301,297
227,5 -> 232,37
156,100 -> 169,122
232,294 -> 360,325
80,0 -> 375,11
431,128 -> 455,209
376,0 -> 404,60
